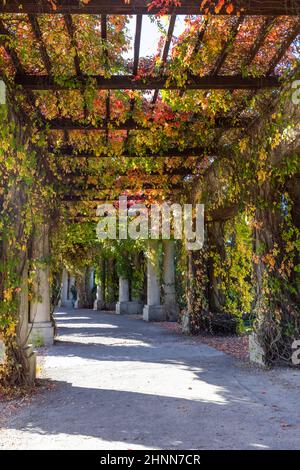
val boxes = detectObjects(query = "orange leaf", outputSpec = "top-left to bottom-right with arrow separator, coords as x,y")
226,3 -> 234,14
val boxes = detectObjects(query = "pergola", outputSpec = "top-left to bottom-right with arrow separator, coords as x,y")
0,0 -> 299,214
0,1 -> 300,386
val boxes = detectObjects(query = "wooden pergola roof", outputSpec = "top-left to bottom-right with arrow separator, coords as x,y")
1,1 -> 299,16
0,1 -> 299,207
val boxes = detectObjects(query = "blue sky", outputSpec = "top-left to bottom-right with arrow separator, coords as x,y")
124,15 -> 187,60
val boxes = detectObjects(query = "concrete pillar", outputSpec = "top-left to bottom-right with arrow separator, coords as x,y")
19,260 -> 29,345
60,268 -> 69,306
163,240 -> 179,321
116,274 -> 144,314
74,293 -> 80,309
28,220 -> 54,346
90,268 -> 95,290
85,266 -> 95,308
119,277 -> 130,302
130,252 -> 144,314
106,258 -> 116,310
17,261 -> 37,384
143,240 -> 165,321
74,278 -> 81,309
116,277 -> 130,314
93,283 -> 104,311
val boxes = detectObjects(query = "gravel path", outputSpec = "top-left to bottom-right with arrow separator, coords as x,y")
0,308 -> 300,450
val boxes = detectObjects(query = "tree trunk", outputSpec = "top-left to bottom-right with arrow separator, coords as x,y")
207,220 -> 227,313
183,248 -> 208,334
254,181 -> 300,364
0,182 -> 32,386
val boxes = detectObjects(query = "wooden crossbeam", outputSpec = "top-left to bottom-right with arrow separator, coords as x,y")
28,15 -> 52,75
64,13 -> 86,126
46,115 -> 249,131
246,16 -> 276,65
152,14 -> 176,104
59,182 -> 184,192
100,15 -> 110,141
62,194 -> 156,202
1,1 -> 299,15
211,16 -> 244,76
49,145 -> 215,158
266,20 -> 300,75
62,168 -> 197,178
64,14 -> 82,77
128,15 -> 142,143
15,74 -> 280,90
133,14 -> 142,77
0,19 -> 45,120
179,18 -> 209,98
234,18 -> 276,119
101,14 -> 108,66
0,22 -> 24,76
194,18 -> 209,54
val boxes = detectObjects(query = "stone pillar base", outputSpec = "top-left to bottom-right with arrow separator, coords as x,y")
116,301 -> 144,315
181,311 -> 191,334
249,332 -> 266,367
28,322 -> 54,347
164,303 -> 180,322
61,300 -> 73,308
93,299 -> 105,311
143,305 -> 166,322
24,345 -> 37,385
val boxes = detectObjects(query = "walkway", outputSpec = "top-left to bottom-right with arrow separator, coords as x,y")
0,308 -> 300,449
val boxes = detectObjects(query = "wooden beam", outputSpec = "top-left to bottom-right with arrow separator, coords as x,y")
46,115 -> 249,130
64,14 -> 82,78
152,14 -> 176,104
49,145 -> 215,158
62,194 -> 154,202
266,20 -> 300,75
233,18 -> 277,119
133,14 -> 142,76
60,182 -> 184,192
62,168 -> 197,178
28,15 -> 52,75
15,74 -> 280,90
0,19 -> 45,118
129,14 -> 143,142
246,16 -> 276,65
211,16 -> 244,76
1,1 -> 299,15
64,14 -> 88,121
101,14 -> 108,66
179,18 -> 209,98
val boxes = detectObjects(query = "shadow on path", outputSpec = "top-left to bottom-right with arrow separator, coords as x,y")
1,308 -> 300,450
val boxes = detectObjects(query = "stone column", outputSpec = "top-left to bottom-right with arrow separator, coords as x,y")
69,275 -> 75,307
106,258 -> 116,310
19,261 -> 36,383
93,283 -> 104,311
29,219 -> 54,346
19,260 -> 30,345
74,273 -> 84,309
60,268 -> 69,306
143,240 -> 165,321
74,289 -> 80,309
116,277 -> 130,314
85,266 -> 95,308
163,240 -> 179,321
130,252 -> 144,314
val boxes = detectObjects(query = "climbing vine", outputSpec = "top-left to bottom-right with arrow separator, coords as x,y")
0,5 -> 299,387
